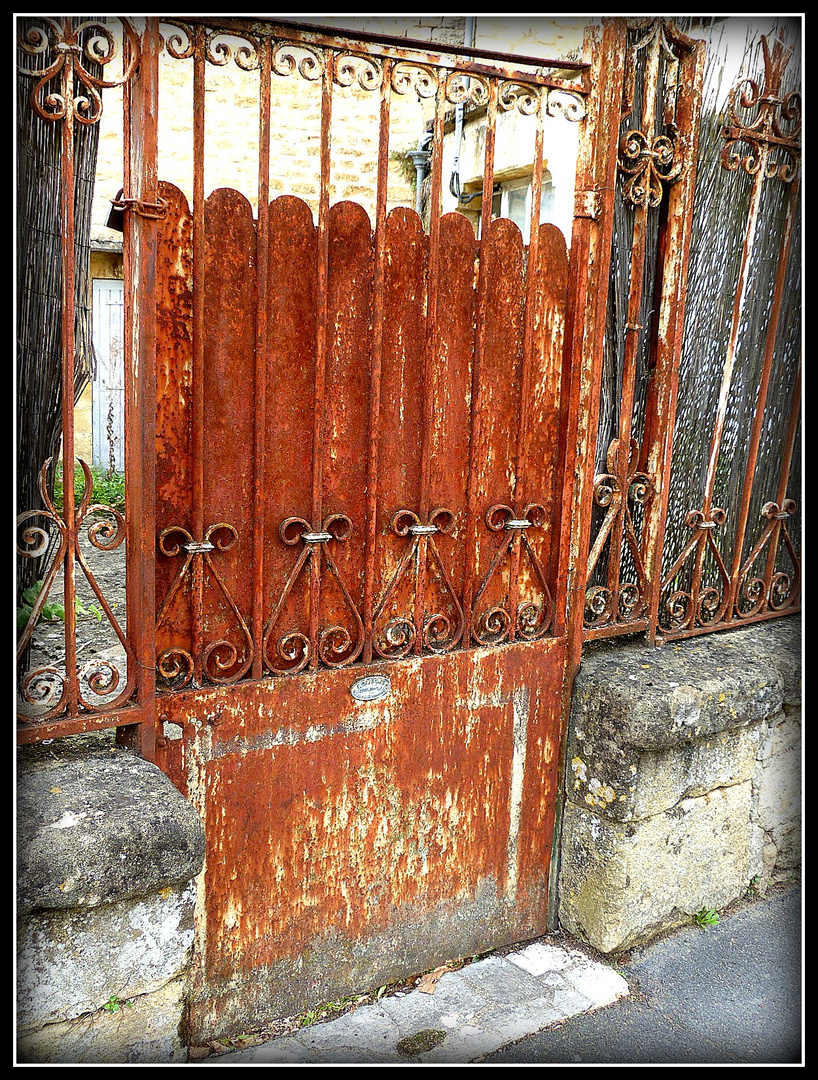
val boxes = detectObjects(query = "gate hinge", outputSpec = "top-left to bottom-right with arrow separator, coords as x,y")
574,189 -> 601,221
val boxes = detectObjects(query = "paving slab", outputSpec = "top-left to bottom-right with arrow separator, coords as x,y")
203,940 -> 629,1065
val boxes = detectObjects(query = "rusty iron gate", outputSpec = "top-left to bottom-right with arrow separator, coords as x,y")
16,15 -> 801,1042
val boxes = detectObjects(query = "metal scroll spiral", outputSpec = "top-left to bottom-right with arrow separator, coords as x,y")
720,34 -> 801,185
391,61 -> 438,100
659,508 -> 731,632
735,499 -> 800,618
17,17 -> 140,126
472,503 -> 554,646
161,21 -> 262,72
156,521 -> 253,689
372,508 -> 464,659
618,129 -> 683,208
584,457 -> 654,628
263,513 -> 364,675
17,459 -> 135,720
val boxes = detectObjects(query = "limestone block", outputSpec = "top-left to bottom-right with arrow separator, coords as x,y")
568,721 -> 763,822
558,783 -> 761,954
17,745 -> 205,915
16,977 -> 189,1065
566,617 -> 801,824
753,710 -> 802,869
16,739 -> 205,1064
17,882 -> 196,1030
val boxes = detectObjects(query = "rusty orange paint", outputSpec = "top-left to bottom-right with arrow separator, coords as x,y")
159,635 -> 566,1038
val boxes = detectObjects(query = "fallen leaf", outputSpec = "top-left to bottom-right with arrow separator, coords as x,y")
417,966 -> 449,995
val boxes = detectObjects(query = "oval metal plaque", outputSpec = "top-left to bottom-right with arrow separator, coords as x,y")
350,674 -> 391,702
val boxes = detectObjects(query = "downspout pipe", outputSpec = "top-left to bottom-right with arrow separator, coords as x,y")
407,131 -> 433,217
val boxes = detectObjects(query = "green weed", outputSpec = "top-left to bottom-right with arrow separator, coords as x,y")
102,994 -> 133,1014
693,906 -> 719,929
17,579 -> 104,632
53,462 -> 125,513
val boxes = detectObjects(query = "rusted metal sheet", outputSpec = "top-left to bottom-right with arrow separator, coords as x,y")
160,635 -> 567,1040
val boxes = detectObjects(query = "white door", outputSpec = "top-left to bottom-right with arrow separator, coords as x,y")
92,278 -> 125,472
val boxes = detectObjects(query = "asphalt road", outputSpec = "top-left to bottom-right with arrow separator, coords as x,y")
483,881 -> 802,1065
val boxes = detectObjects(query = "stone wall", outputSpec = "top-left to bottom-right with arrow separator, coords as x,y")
16,617 -> 800,1060
557,615 -> 801,954
16,737 -> 205,1064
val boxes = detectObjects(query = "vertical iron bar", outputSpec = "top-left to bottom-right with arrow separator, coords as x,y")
58,28 -> 79,716
508,92 -> 546,641
762,362 -> 801,594
252,38 -> 272,679
412,67 -> 446,654
123,17 -> 159,758
462,78 -> 498,645
560,20 -> 627,658
727,176 -> 799,612
309,48 -> 334,669
642,35 -> 705,642
191,26 -> 206,684
549,18 -> 628,932
607,29 -> 661,620
362,56 -> 392,664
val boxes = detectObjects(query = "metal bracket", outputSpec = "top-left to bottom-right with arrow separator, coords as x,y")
183,540 -> 215,554
574,189 -> 601,220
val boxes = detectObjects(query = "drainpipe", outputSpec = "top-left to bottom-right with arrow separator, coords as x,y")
407,131 -> 433,217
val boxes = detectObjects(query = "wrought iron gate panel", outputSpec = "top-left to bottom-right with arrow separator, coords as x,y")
17,10 -> 802,1047
153,201 -> 571,684
139,15 -> 606,1042
582,18 -> 706,642
656,20 -> 801,639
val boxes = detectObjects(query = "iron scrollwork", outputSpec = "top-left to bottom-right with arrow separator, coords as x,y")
156,522 -> 254,689
17,459 -> 136,720
263,514 -> 364,675
472,503 -> 554,645
584,439 -> 655,628
734,499 -> 800,618
721,34 -> 801,183
17,17 -> 140,126
617,18 -> 697,207
372,508 -> 464,659
659,507 -> 731,632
